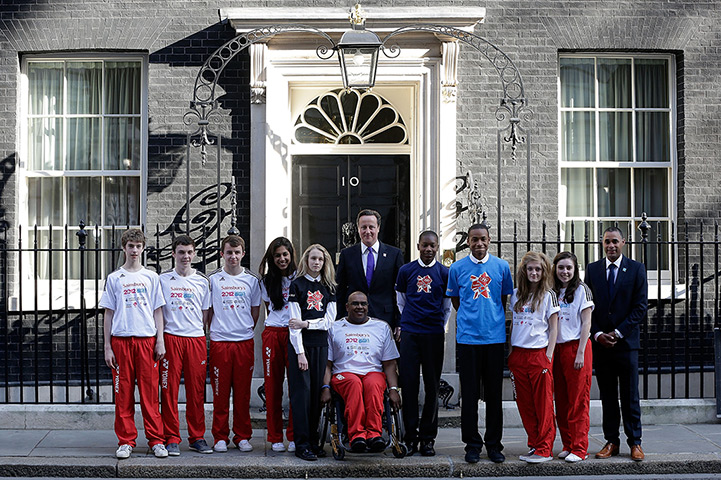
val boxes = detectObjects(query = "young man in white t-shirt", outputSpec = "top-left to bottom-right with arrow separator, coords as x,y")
100,228 -> 167,459
208,235 -> 261,453
159,235 -> 213,456
321,291 -> 400,454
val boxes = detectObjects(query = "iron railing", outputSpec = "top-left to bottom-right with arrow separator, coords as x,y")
1,219 -> 719,404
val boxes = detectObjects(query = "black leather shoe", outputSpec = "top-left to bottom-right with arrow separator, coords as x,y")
406,442 -> 418,456
312,445 -> 327,458
420,440 -> 435,457
350,438 -> 368,453
368,436 -> 385,453
465,447 -> 481,463
487,448 -> 505,463
295,449 -> 317,461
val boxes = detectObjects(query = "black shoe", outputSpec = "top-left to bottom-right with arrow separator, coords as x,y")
350,438 -> 368,453
465,447 -> 481,463
420,440 -> 435,457
295,448 -> 317,461
368,436 -> 385,453
312,445 -> 327,458
406,442 -> 418,456
487,448 -> 505,463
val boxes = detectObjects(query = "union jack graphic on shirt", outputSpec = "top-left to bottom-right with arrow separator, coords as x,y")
417,275 -> 433,293
470,272 -> 492,299
307,290 -> 324,311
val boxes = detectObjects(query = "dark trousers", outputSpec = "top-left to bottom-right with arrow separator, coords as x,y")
287,343 -> 327,453
457,342 -> 504,452
399,331 -> 445,444
593,346 -> 642,446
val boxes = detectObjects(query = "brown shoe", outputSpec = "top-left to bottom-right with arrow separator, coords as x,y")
630,444 -> 644,461
595,442 -> 620,459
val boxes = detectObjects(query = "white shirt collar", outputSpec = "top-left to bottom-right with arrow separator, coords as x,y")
469,252 -> 490,264
304,273 -> 321,282
605,255 -> 623,270
363,241 -> 379,255
417,258 -> 437,268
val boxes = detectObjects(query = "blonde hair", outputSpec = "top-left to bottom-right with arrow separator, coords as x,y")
298,244 -> 337,292
514,251 -> 553,313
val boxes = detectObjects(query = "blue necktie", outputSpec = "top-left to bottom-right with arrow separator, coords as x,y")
366,248 -> 374,288
608,263 -> 617,298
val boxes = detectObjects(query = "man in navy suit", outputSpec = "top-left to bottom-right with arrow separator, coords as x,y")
584,226 -> 647,462
336,209 -> 404,339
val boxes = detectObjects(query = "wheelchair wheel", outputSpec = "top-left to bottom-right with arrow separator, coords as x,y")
392,442 -> 408,459
318,403 -> 330,448
330,423 -> 345,460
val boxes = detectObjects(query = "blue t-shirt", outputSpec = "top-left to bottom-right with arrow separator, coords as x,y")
395,260 -> 449,334
446,254 -> 513,345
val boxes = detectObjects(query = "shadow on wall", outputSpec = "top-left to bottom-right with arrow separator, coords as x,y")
0,154 -> 17,233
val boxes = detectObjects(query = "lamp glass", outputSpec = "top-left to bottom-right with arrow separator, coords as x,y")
339,47 -> 378,89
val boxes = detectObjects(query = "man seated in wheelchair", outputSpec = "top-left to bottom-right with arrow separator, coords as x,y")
321,291 -> 401,453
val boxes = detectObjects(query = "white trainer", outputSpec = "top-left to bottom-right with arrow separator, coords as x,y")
287,441 -> 296,452
271,442 -> 286,452
525,454 -> 553,463
519,448 -> 536,462
214,440 -> 228,453
152,444 -> 169,458
565,453 -> 587,463
558,450 -> 570,459
116,444 -> 132,459
238,439 -> 253,452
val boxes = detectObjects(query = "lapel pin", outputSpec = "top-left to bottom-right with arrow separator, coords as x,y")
383,253 -> 387,257
622,267 -> 627,272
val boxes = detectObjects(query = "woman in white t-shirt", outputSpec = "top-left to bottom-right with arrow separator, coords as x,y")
508,251 -> 559,464
552,251 -> 594,463
259,237 -> 297,454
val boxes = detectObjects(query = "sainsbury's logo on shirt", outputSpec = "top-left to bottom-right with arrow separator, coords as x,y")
470,272 -> 491,299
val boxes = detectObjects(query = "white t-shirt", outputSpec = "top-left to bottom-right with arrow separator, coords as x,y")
99,267 -> 166,337
209,268 -> 262,342
159,269 -> 211,337
557,284 -> 594,344
261,275 -> 293,328
509,289 -> 560,349
327,318 -> 399,376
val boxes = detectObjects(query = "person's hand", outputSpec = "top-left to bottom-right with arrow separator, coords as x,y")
297,353 -> 308,371
154,341 -> 166,362
388,388 -> 401,411
394,327 -> 401,342
321,387 -> 331,405
104,346 -> 117,369
289,318 -> 305,330
574,351 -> 585,369
597,332 -> 617,348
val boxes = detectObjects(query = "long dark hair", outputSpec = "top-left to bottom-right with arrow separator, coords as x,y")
259,237 -> 297,311
552,251 -> 581,304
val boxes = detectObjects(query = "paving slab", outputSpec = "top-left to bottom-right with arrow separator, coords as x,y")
0,430 -> 48,456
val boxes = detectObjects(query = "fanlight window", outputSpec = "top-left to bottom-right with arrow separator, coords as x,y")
294,89 -> 408,144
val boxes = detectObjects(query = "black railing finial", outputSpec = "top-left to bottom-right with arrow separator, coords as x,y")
76,220 -> 88,250
227,177 -> 240,236
638,212 -> 651,243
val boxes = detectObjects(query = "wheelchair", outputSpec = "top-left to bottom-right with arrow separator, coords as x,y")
319,388 -> 408,460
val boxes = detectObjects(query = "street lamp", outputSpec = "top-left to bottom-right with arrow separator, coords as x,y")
336,4 -> 382,89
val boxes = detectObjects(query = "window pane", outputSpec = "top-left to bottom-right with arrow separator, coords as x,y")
66,62 -> 101,114
598,58 -> 631,108
105,117 -> 141,169
103,228 -> 125,275
634,220 -> 669,270
28,229 -> 64,280
597,168 -> 630,217
67,118 -> 101,170
67,228 -> 100,280
561,168 -> 593,216
560,58 -> 595,108
68,177 -> 102,226
27,62 -> 63,115
104,176 -> 140,226
636,112 -> 670,162
600,220 -> 630,241
561,111 -> 595,161
562,220 -> 593,268
634,168 -> 668,217
104,61 -> 141,114
635,59 -> 669,108
599,112 -> 632,161
28,177 -> 63,226
28,117 -> 63,170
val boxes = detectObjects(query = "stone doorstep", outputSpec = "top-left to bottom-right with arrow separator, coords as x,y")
0,398 -> 717,430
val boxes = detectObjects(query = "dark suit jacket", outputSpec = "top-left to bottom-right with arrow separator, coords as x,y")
336,241 -> 404,327
585,255 -> 648,351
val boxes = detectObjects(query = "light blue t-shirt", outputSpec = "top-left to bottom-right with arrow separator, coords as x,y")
446,254 -> 513,345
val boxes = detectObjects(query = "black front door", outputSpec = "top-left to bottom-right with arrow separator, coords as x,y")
292,154 -> 410,263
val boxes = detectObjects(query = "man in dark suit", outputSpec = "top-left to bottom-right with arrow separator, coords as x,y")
336,209 -> 404,339
584,226 -> 647,462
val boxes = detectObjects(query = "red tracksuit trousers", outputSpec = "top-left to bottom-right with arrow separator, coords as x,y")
553,339 -> 592,457
160,334 -> 208,445
508,347 -> 556,457
262,327 -> 294,443
330,371 -> 386,442
111,336 -> 164,447
210,339 -> 254,445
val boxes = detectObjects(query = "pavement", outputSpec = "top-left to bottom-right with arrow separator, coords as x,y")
1,422 -> 720,478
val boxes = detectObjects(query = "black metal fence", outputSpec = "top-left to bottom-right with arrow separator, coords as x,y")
1,218 -> 719,403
